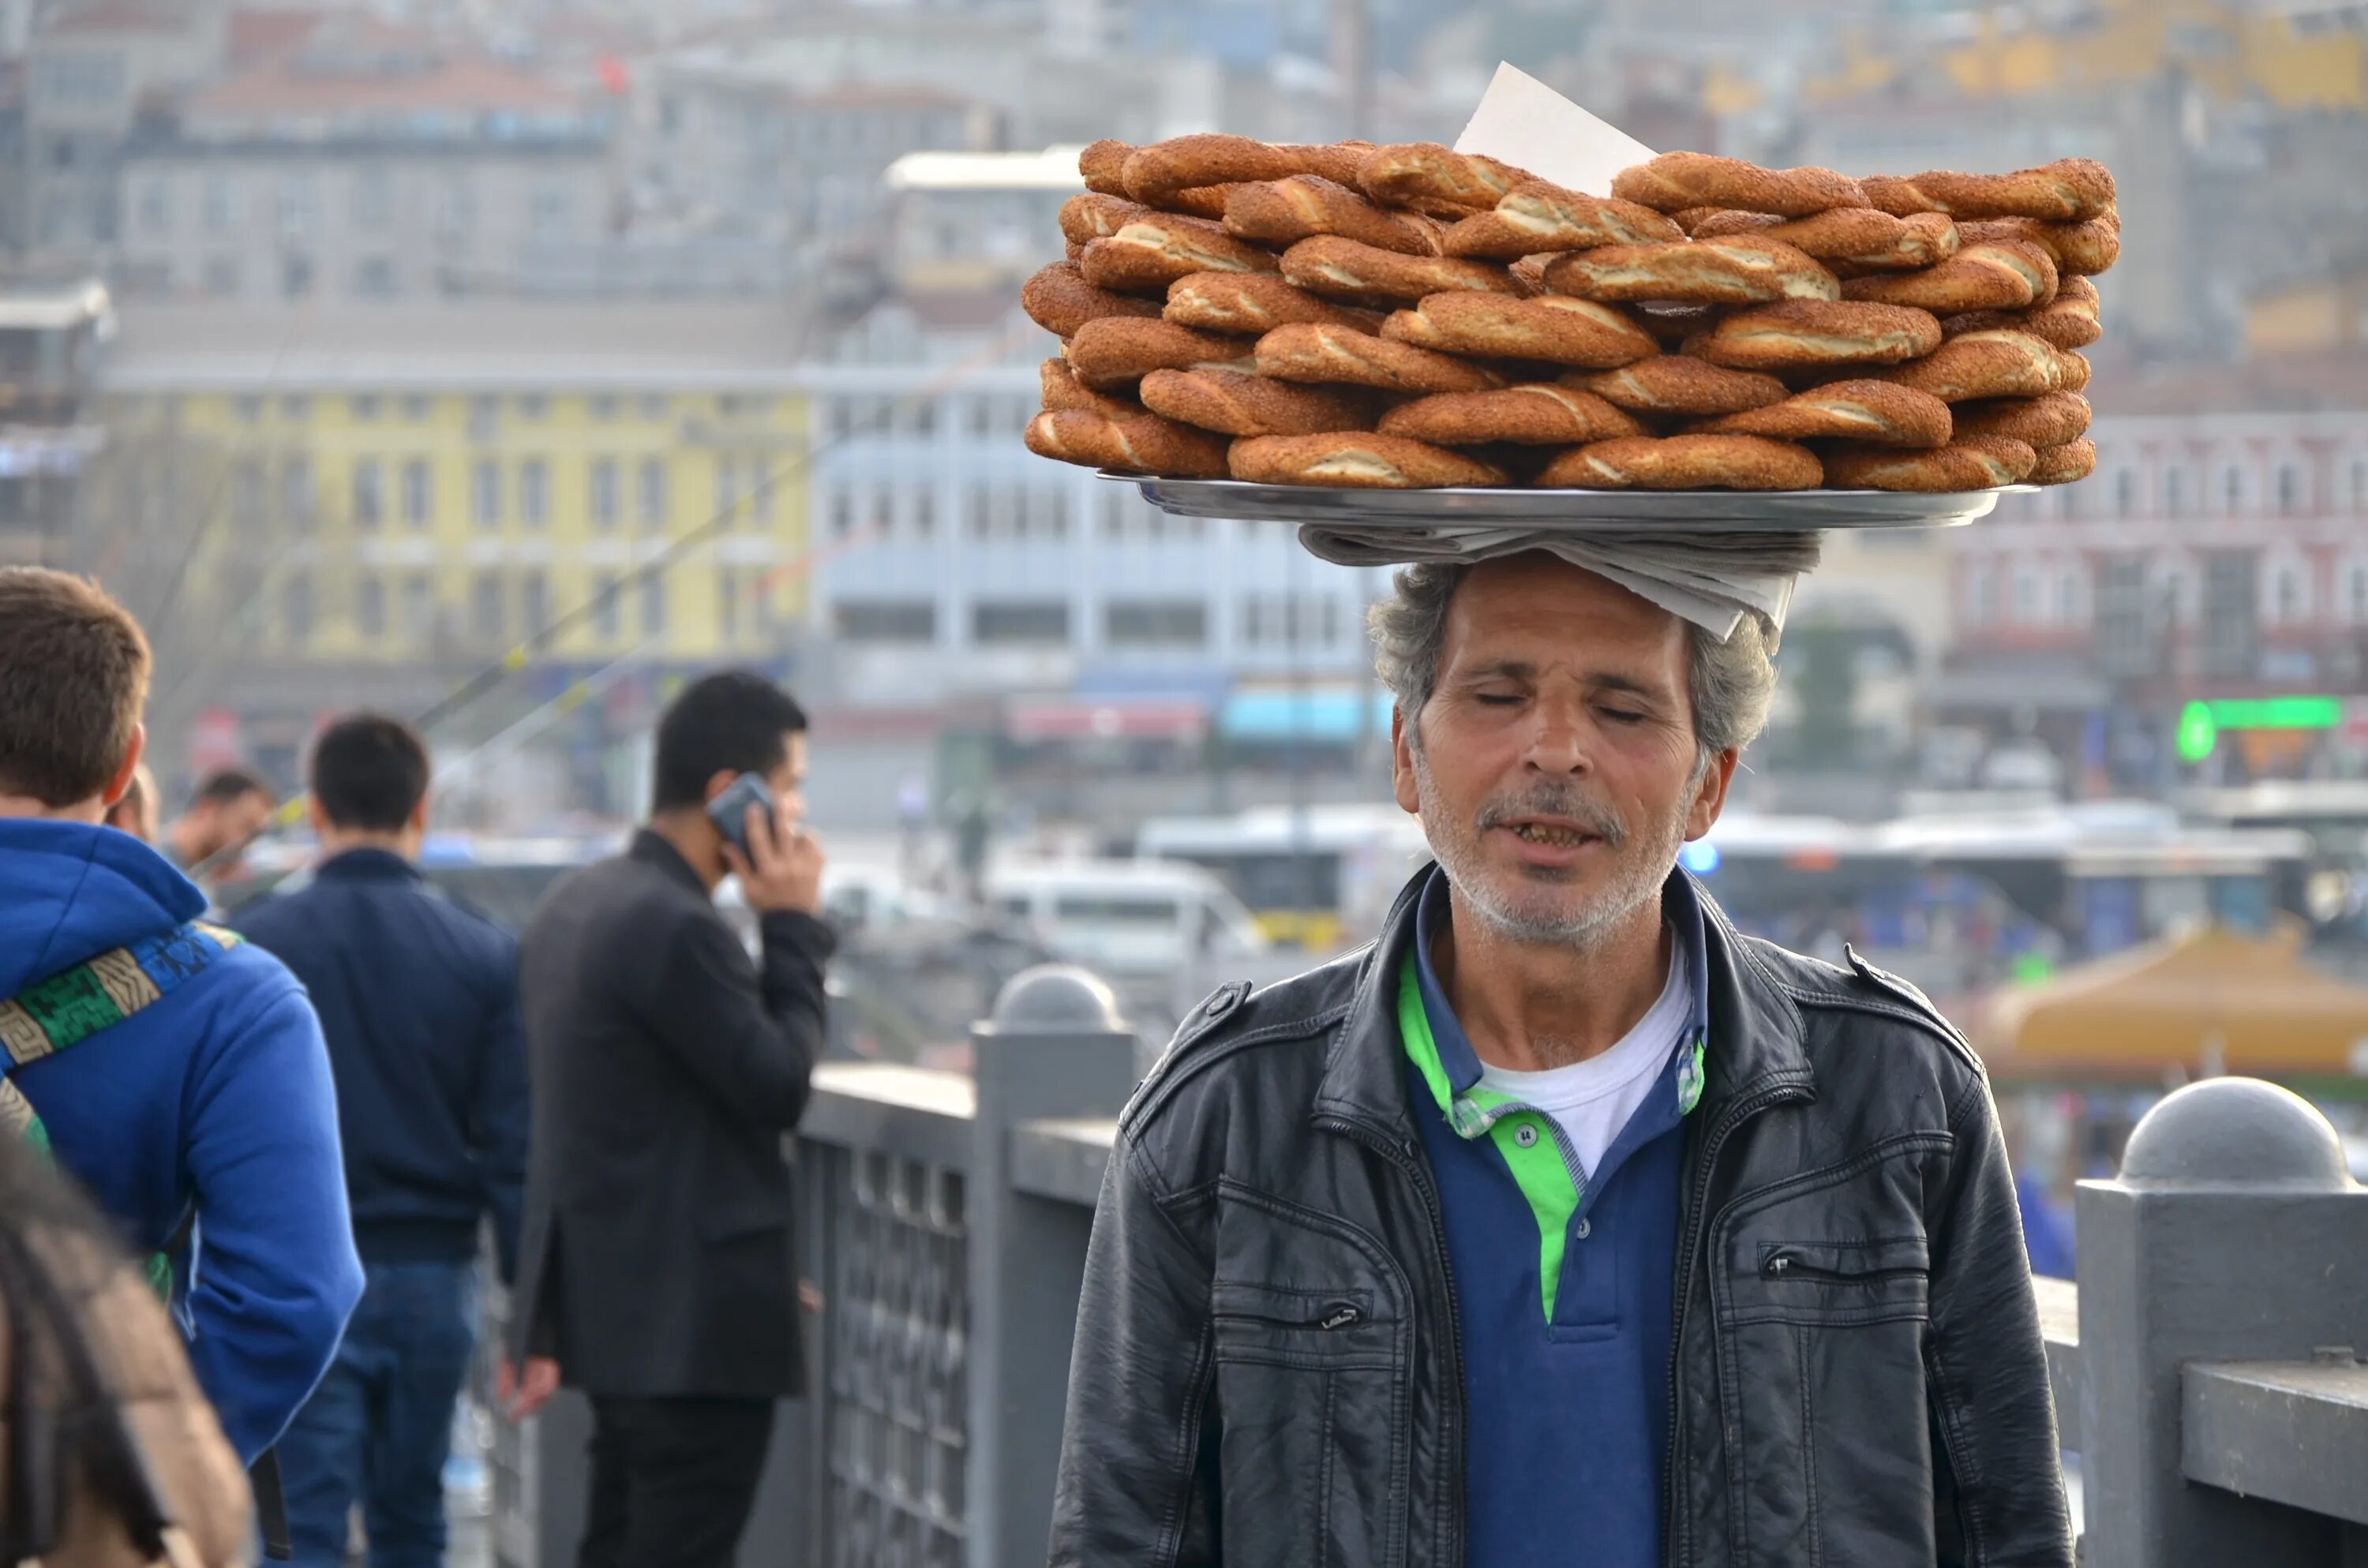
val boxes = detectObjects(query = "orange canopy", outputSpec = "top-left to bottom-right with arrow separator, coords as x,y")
1982,926 -> 2368,1081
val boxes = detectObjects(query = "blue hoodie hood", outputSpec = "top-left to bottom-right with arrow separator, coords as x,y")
0,816 -> 362,1463
0,818 -> 208,995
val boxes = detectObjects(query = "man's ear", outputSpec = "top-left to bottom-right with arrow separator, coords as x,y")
1391,705 -> 1420,816
702,769 -> 740,806
101,724 -> 146,810
1685,747 -> 1740,842
409,789 -> 431,834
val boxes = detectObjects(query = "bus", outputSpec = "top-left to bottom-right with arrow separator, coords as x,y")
1135,803 -> 1433,951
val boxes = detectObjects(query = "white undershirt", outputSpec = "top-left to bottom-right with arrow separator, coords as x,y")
1472,930 -> 1692,1178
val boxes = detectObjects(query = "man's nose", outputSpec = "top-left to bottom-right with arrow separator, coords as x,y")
1523,696 -> 1594,775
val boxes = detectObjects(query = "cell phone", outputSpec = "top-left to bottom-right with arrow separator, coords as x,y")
706,772 -> 774,859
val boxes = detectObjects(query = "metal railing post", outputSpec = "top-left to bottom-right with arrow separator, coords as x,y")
2075,1076 -> 2368,1567
966,965 -> 1140,1568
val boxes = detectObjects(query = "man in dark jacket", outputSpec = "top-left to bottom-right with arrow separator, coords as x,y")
512,670 -> 832,1568
1052,554 -> 2073,1568
235,713 -> 531,1567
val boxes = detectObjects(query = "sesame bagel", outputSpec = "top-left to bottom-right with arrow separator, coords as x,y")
1021,260 -> 1168,338
1695,380 -> 1953,447
1280,236 -> 1522,305
1120,135 -> 1305,206
1058,192 -> 1155,245
1536,434 -> 1824,490
1958,215 -> 2119,277
1611,152 -> 1870,218
1949,391 -> 2092,447
1577,356 -> 1791,416
1863,157 -> 2116,223
1841,239 -> 2059,313
1377,384 -> 1647,446
1692,208 -> 1959,271
1136,368 -> 1381,438
1441,179 -> 1684,260
1023,409 -> 1231,477
1383,292 -> 1658,369
1039,357 -> 1147,420
1078,217 -> 1279,294
1224,176 -> 1443,256
1356,142 -> 1537,218
1683,300 -> 1943,369
1941,275 -> 2101,349
1823,436 -> 2037,492
1064,317 -> 1260,388
1230,432 -> 1508,488
1078,140 -> 1133,195
2029,438 -> 2098,486
1542,236 -> 1839,305
1164,270 -> 1383,335
1255,322 -> 1506,395
1863,329 -> 2067,402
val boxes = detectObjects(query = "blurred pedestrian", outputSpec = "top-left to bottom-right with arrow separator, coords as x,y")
511,671 -> 832,1568
234,713 -> 533,1568
103,760 -> 159,841
0,1116 -> 253,1566
0,567 -> 362,1470
163,765 -> 275,893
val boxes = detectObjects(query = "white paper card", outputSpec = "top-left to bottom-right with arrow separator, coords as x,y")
1453,62 -> 1658,197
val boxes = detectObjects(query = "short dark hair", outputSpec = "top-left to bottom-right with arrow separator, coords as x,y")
187,765 -> 274,812
0,567 -> 152,806
651,670 -> 807,812
309,713 -> 429,833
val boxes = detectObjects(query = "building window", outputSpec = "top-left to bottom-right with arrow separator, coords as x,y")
354,166 -> 394,230
278,173 -> 317,237
280,395 -> 309,421
2276,463 -> 2305,515
718,568 -> 740,638
393,458 -> 429,530
2164,466 -> 2190,518
834,600 -> 936,642
638,395 -> 668,421
280,457 -> 313,532
593,573 -> 620,640
1241,595 -> 1339,647
2199,550 -> 2259,678
2349,564 -> 2368,624
2351,458 -> 2368,514
234,395 -> 262,423
2012,570 -> 2041,624
530,180 -> 573,239
469,397 -> 498,443
201,173 -> 236,233
972,600 -> 1069,645
402,573 -> 434,642
521,571 -> 549,639
640,570 -> 666,636
472,459 -> 500,530
911,489 -> 934,538
135,175 -> 170,234
2113,468 -> 2137,517
2057,571 -> 2082,623
357,574 -> 385,636
435,173 -> 474,234
356,256 -> 396,297
519,395 -> 548,421
1106,599 -> 1208,648
281,571 -> 312,645
232,458 -> 265,531
472,571 -> 504,641
519,458 -> 549,529
590,459 -> 619,530
351,459 -> 382,530
281,254 -> 313,299
751,456 -> 775,523
2096,557 -> 2150,677
2273,564 -> 2305,625
637,458 -> 668,532
590,394 -> 617,421
350,394 -> 380,421
2220,462 -> 2246,515
401,394 -> 429,421
203,256 -> 240,295
717,458 -> 740,524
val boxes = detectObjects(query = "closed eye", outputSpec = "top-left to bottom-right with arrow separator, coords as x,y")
1598,708 -> 1648,724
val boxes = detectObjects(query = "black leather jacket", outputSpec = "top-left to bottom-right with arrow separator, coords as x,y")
1051,872 -> 2072,1568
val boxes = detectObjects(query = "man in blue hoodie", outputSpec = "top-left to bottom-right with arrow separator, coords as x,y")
0,567 -> 363,1467
236,713 -> 534,1568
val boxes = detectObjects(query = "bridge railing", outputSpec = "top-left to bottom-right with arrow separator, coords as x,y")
493,964 -> 2368,1568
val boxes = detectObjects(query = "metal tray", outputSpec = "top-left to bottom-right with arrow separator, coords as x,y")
1122,474 -> 2029,531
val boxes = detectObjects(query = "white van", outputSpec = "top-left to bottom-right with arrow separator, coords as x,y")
987,858 -> 1270,980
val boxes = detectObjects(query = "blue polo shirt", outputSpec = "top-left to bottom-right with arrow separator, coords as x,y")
1403,868 -> 1710,1568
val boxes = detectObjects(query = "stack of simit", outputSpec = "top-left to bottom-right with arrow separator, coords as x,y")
1021,135 -> 2116,492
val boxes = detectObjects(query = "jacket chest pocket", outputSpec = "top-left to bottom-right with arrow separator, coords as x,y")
1208,1188 -> 1412,1568
1709,1134 -> 1950,1568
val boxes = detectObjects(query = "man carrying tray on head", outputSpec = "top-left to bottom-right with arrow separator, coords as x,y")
1051,541 -> 2073,1567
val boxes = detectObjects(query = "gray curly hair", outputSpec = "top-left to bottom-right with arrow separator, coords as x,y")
1368,561 -> 1778,773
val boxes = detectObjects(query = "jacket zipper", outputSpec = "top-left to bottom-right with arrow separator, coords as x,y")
1216,1301 -> 1368,1330
1662,1079 -> 1809,1568
1317,1113 -> 1465,1568
1759,1252 -> 1920,1285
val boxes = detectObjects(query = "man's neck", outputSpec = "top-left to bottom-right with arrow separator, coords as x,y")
648,810 -> 725,893
0,792 -> 104,825
317,828 -> 414,861
1432,887 -> 1672,1073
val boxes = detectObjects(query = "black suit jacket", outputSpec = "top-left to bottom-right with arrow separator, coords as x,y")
510,830 -> 834,1398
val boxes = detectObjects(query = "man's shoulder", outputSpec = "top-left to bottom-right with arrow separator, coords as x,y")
523,851 -> 710,951
142,926 -> 313,1052
1733,931 -> 1987,1093
1119,945 -> 1370,1146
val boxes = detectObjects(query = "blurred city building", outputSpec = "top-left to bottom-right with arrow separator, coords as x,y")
81,299 -> 815,793
0,274 -> 110,566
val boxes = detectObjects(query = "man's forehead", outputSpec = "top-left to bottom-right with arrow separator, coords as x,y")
1442,561 -> 1685,677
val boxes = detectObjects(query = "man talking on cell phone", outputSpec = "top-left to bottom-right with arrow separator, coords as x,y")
511,671 -> 833,1568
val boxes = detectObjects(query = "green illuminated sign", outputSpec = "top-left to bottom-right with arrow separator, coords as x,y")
2175,696 -> 2346,763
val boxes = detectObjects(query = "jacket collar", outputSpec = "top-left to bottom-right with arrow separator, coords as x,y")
1314,863 -> 1813,1142
315,847 -> 422,882
630,828 -> 710,897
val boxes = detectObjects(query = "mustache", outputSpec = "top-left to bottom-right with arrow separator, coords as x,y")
1474,785 -> 1628,847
